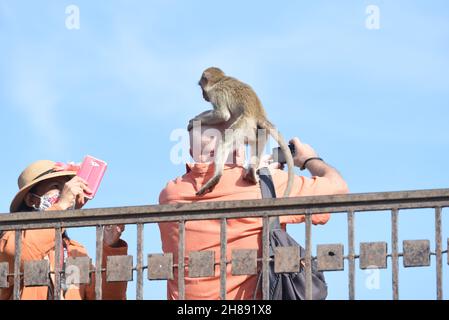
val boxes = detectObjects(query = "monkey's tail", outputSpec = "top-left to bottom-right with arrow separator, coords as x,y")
258,120 -> 294,198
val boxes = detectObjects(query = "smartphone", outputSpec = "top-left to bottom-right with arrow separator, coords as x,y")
272,143 -> 296,164
77,155 -> 107,199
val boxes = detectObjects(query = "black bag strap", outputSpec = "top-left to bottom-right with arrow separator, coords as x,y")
258,167 -> 277,198
257,167 -> 281,231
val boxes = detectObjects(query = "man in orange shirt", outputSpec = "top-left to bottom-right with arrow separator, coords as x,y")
0,160 -> 128,300
159,122 -> 349,300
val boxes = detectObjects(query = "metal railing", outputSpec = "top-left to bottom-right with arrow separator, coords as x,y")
0,188 -> 448,300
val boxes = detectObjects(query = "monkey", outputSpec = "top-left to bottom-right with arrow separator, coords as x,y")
188,67 -> 294,197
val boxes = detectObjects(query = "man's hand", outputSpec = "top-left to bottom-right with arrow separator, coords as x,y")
288,137 -> 349,194
57,176 -> 92,210
289,137 -> 319,169
104,225 -> 125,247
258,154 -> 283,171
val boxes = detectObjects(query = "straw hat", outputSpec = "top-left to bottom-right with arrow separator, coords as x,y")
10,160 -> 78,213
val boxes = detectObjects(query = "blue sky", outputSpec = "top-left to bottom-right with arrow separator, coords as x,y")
0,0 -> 448,300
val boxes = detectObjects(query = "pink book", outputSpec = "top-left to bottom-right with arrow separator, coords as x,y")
77,155 -> 107,199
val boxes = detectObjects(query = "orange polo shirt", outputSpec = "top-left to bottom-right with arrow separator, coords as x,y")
158,163 -> 348,300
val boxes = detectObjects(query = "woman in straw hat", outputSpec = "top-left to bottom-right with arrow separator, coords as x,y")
0,160 -> 128,300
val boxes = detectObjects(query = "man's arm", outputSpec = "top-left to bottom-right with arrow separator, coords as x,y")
275,137 -> 348,226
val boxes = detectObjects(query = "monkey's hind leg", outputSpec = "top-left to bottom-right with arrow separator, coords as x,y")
244,127 -> 268,184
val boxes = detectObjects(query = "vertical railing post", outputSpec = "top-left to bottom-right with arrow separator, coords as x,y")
178,221 -> 185,300
347,210 -> 355,300
391,209 -> 399,300
262,216 -> 270,300
13,230 -> 22,300
220,218 -> 227,300
305,213 -> 313,300
54,227 -> 62,300
137,223 -> 144,300
435,207 -> 443,300
95,226 -> 103,300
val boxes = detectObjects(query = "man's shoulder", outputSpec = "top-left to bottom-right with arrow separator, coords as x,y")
159,173 -> 195,204
159,178 -> 177,204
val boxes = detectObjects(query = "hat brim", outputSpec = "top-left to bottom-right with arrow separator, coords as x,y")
10,171 -> 77,213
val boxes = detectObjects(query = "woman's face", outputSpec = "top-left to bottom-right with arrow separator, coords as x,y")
25,176 -> 70,209
34,176 -> 69,197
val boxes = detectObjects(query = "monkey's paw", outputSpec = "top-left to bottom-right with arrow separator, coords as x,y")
196,175 -> 221,196
196,188 -> 207,196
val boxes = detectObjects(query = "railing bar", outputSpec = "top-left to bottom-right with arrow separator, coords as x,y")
348,210 -> 355,300
2,188 -> 449,230
262,216 -> 269,300
54,227 -> 62,300
137,223 -> 144,300
13,230 -> 22,300
305,214 -> 313,300
3,201 -> 449,231
343,255 -> 361,259
95,225 -> 103,300
435,207 -> 443,300
386,253 -> 404,258
220,218 -> 227,300
178,221 -> 185,300
391,209 -> 399,300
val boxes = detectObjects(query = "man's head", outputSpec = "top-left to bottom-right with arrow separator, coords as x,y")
188,116 -> 245,165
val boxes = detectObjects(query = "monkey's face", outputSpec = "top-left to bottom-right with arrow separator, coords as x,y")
198,74 -> 207,89
198,67 -> 225,102
199,74 -> 210,101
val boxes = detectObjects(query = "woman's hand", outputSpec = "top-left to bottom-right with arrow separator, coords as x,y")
57,176 -> 92,210
103,225 -> 125,247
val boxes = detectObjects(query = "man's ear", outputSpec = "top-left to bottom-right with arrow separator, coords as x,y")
24,193 -> 37,208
